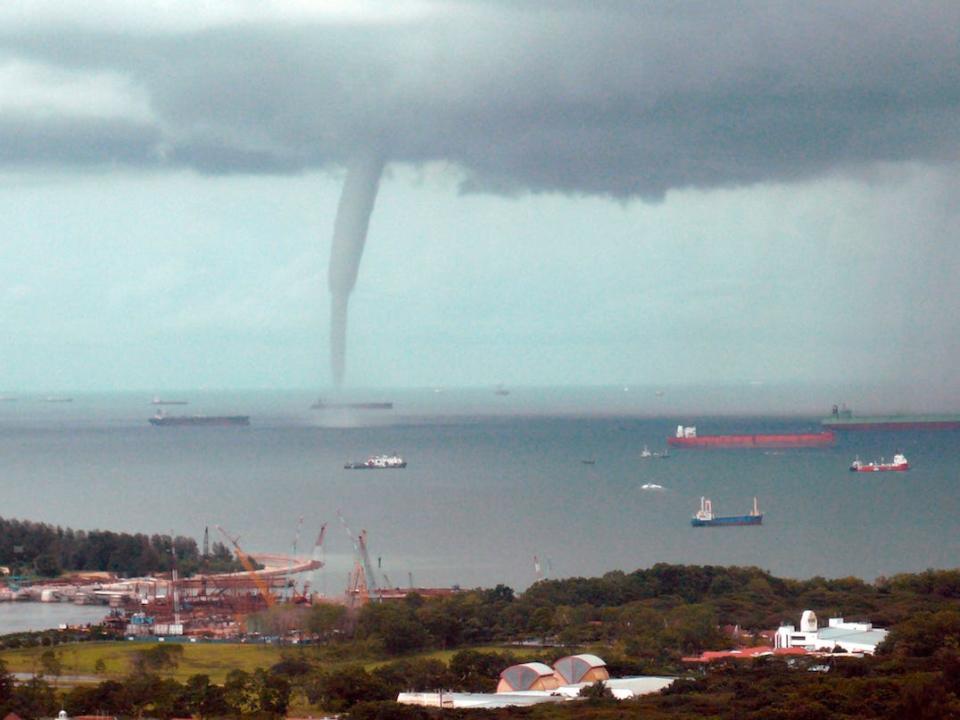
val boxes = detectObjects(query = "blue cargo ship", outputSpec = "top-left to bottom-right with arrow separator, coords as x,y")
691,497 -> 762,527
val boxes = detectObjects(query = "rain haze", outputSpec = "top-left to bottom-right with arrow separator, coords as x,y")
1,0 -> 959,409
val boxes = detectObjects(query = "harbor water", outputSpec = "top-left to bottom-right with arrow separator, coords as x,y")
1,386 -> 958,600
0,603 -> 108,635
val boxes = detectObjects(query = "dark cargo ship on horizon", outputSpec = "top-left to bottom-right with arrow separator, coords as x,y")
823,404 -> 960,430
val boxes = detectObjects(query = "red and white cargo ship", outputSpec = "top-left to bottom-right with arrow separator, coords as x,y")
849,453 -> 910,472
668,425 -> 835,449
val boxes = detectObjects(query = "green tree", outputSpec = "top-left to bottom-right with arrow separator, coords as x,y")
252,667 -> 291,716
449,650 -> 515,692
38,649 -> 62,682
33,553 -> 61,577
0,659 -> 15,706
374,658 -> 452,694
579,680 -> 614,702
223,669 -> 258,715
183,674 -> 230,719
10,676 -> 58,719
308,603 -> 347,639
358,603 -> 429,655
130,644 -> 183,675
306,666 -> 389,711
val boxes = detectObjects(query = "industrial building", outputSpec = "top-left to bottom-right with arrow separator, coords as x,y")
399,654 -> 675,709
552,654 -> 610,685
774,610 -> 888,654
495,662 -> 560,693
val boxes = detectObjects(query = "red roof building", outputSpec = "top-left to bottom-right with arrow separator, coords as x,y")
682,646 -> 809,663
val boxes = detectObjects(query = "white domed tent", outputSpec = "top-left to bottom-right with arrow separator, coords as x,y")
552,654 -> 610,685
496,662 -> 561,693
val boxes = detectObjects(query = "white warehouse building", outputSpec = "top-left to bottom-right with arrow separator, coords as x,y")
774,610 -> 887,655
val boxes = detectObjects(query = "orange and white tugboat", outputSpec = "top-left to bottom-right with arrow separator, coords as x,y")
849,453 -> 910,472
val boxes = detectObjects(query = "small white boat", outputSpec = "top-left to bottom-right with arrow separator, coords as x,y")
345,454 -> 407,469
640,483 -> 664,491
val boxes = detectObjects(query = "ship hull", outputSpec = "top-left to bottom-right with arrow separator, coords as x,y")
851,464 -> 909,472
344,463 -> 407,469
691,515 -> 763,527
149,416 -> 250,426
669,432 -> 834,449
824,417 -> 960,430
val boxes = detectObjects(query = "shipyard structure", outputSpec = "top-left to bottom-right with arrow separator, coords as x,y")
2,520 -> 457,640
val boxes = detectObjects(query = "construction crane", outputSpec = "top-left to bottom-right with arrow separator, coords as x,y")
376,554 -> 396,589
315,523 -> 327,560
315,523 -> 328,598
297,522 -> 328,601
287,515 -> 306,596
357,530 -> 381,598
337,511 -> 381,603
291,515 -> 305,556
216,525 -> 276,608
169,533 -> 182,627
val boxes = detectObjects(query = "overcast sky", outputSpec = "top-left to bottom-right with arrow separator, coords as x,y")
1,1 -> 958,399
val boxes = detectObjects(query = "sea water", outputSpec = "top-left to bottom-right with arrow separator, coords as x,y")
0,603 -> 108,635
0,386 -> 958,606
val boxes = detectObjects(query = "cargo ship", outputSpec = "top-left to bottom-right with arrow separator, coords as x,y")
691,497 -> 763,527
823,404 -> 960,430
149,412 -> 249,427
668,425 -> 835,449
344,454 -> 406,469
849,453 -> 910,472
311,398 -> 393,410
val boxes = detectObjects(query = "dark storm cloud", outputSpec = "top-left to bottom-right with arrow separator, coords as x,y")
2,1 -> 959,197
0,115 -> 161,165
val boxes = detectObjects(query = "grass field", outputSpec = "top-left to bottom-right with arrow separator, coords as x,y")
0,642 -> 290,684
0,641 -> 524,685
